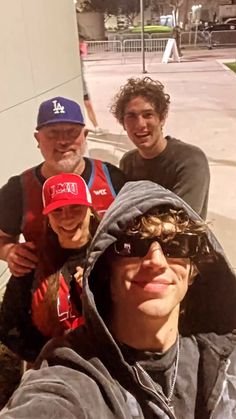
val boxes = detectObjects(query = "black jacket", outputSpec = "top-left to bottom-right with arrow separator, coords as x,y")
1,181 -> 236,419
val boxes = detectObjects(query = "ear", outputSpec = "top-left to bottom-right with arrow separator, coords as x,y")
34,131 -> 39,142
160,115 -> 167,128
34,131 -> 40,148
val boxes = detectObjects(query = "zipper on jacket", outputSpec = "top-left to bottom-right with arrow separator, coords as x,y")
209,358 -> 231,419
133,365 -> 177,419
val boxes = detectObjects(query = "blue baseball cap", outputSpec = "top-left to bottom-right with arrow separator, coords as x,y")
36,97 -> 85,130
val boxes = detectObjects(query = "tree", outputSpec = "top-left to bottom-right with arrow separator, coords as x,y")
170,0 -> 183,25
150,0 -> 164,16
79,0 -> 117,13
117,0 -> 150,26
181,0 -> 191,29
80,0 -> 150,25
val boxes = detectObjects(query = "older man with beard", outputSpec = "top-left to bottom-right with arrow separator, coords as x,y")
0,97 -> 126,279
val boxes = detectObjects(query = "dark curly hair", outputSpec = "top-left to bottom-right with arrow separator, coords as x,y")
110,77 -> 170,125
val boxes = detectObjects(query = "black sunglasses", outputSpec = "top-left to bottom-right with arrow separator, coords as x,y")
113,234 -> 204,259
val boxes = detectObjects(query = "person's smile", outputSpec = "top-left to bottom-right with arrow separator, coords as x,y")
55,146 -> 75,154
59,223 -> 82,234
131,275 -> 174,294
134,131 -> 151,141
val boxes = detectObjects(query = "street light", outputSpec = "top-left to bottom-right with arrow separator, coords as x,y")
191,4 -> 202,21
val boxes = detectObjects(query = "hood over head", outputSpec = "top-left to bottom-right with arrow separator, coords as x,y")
81,181 -> 236,344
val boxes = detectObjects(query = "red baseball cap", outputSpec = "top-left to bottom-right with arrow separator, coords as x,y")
42,173 -> 92,215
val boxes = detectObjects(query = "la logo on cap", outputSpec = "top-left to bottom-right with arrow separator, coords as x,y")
50,182 -> 78,198
52,100 -> 65,115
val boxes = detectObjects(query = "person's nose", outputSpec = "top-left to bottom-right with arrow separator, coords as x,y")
56,132 -> 72,145
141,242 -> 168,271
136,114 -> 147,129
60,206 -> 72,220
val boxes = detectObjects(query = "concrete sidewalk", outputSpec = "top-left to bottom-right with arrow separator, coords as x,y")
86,48 -> 236,268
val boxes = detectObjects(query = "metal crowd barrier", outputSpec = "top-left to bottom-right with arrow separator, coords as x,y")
180,31 -> 208,47
87,40 -> 122,55
108,33 -> 151,41
86,31 -> 236,60
123,38 -> 169,53
150,32 -> 172,39
180,30 -> 236,49
211,30 -> 236,47
86,38 -> 169,61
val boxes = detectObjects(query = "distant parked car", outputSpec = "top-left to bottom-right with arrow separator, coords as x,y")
205,22 -> 236,31
225,18 -> 236,25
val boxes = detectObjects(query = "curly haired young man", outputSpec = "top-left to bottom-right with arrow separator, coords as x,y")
111,77 -> 210,220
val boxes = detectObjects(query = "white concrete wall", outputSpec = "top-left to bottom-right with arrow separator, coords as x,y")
0,0 -> 84,297
0,0 -> 83,185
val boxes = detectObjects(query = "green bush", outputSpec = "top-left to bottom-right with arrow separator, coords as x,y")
131,25 -> 172,34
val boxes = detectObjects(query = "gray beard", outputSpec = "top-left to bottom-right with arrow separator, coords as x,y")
51,154 -> 83,174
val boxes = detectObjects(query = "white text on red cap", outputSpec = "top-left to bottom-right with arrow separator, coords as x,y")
50,182 -> 78,198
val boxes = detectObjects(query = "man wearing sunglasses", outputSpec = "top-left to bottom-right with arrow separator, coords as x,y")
2,181 -> 236,418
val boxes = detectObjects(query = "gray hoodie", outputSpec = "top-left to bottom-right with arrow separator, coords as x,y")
1,181 -> 236,419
